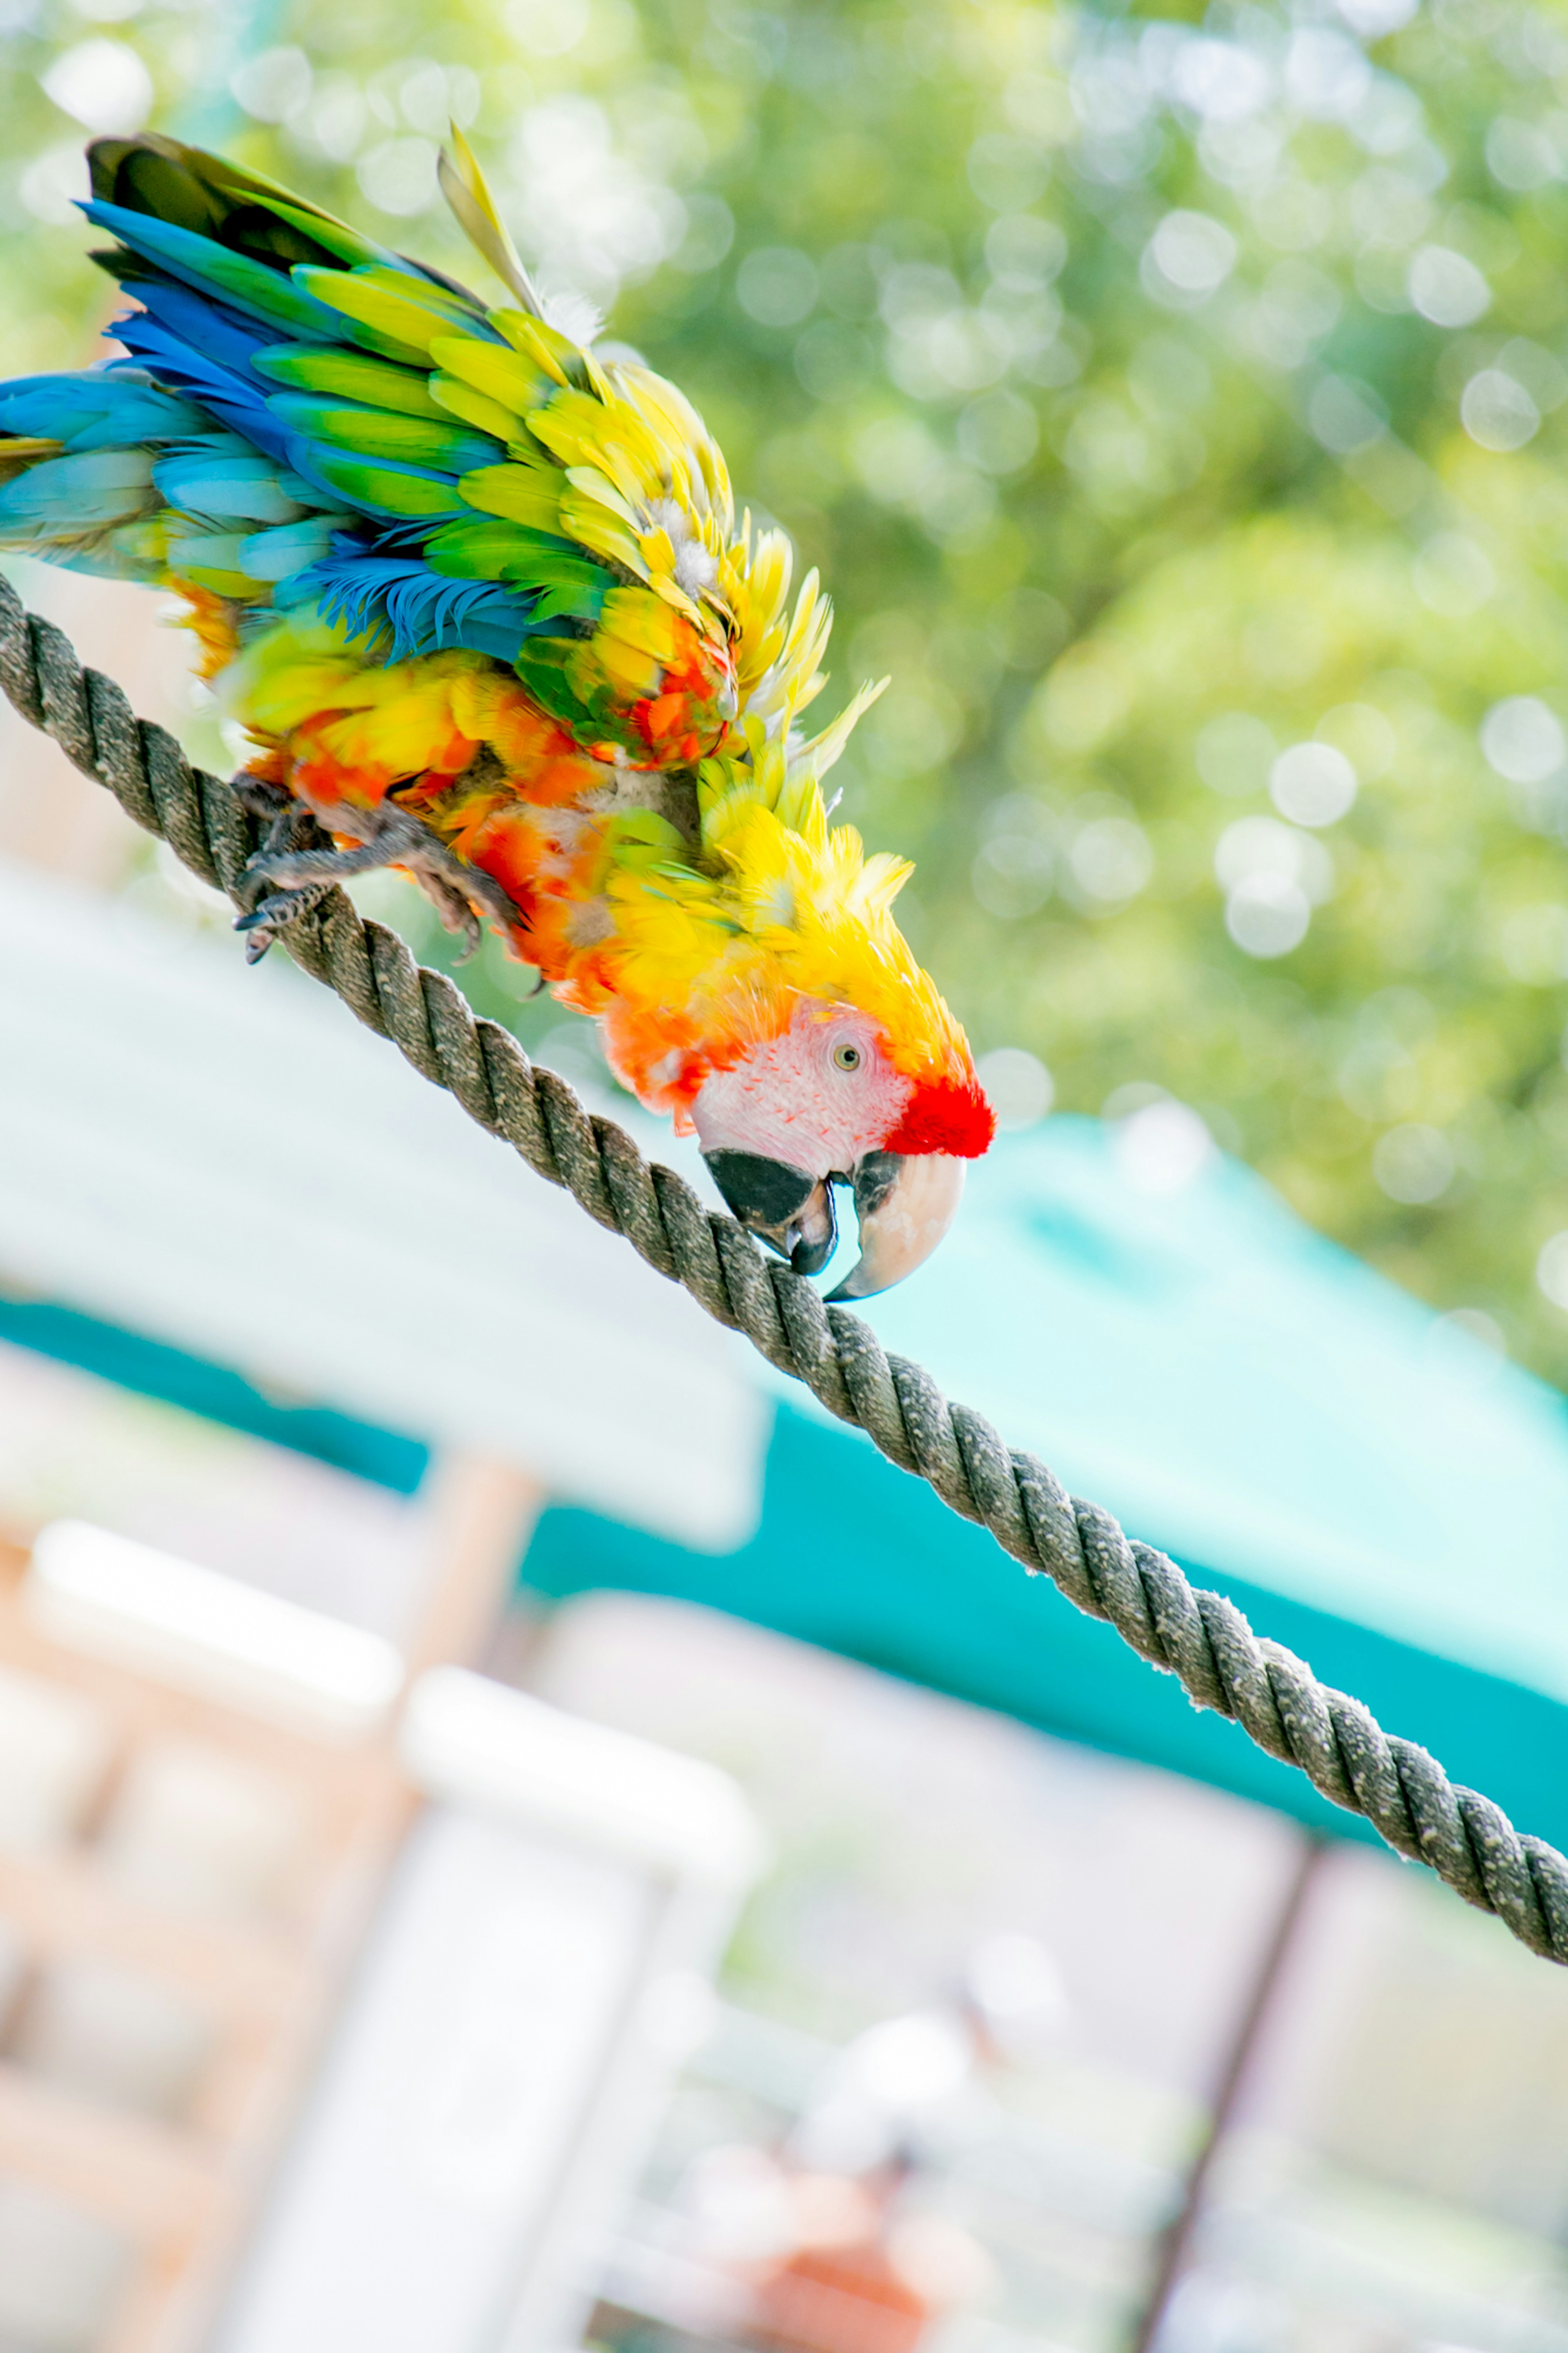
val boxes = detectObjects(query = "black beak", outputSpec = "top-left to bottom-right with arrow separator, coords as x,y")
703,1150 -> 839,1276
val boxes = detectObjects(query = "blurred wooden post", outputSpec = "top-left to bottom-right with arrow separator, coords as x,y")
1127,1831 -> 1328,2353
0,1443 -> 547,2353
401,1453 -> 544,1680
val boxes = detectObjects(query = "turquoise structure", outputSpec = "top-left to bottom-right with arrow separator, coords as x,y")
7,1115 -> 1566,1852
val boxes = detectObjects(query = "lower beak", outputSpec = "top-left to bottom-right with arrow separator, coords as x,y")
827,1151 -> 967,1302
703,1149 -> 839,1276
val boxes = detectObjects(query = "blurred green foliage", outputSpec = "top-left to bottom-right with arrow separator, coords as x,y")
7,0 -> 1568,1374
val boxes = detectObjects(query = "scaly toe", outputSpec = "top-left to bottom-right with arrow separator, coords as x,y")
234,882 -> 332,937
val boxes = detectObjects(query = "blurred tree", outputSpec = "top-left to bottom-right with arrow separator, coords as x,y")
7,0 -> 1568,1375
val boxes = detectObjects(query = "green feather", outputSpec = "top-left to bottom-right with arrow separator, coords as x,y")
350,264 -> 484,322
189,242 -> 331,337
423,515 -> 601,582
251,346 -> 448,421
457,464 -> 562,532
604,809 -> 686,867
91,135 -> 372,274
299,446 -> 469,518
267,393 -> 502,471
512,637 -> 596,734
532,578 -> 607,624
292,268 -> 488,364
90,137 -> 221,233
85,203 -> 341,341
250,197 -> 402,274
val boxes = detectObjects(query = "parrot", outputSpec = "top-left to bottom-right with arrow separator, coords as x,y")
0,132 -> 995,1297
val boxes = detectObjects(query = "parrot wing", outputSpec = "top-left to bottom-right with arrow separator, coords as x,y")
0,134 -> 844,770
55,135 -> 769,759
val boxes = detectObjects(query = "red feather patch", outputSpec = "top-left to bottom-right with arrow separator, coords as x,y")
884,1072 -> 997,1160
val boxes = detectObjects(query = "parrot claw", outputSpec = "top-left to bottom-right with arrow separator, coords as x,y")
418,868 -> 483,961
235,881 -> 335,960
231,783 -> 334,958
235,799 -> 519,966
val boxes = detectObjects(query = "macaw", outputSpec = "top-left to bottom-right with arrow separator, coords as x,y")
0,133 -> 994,1296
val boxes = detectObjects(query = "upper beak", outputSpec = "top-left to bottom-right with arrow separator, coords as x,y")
703,1149 -> 839,1276
827,1151 -> 967,1302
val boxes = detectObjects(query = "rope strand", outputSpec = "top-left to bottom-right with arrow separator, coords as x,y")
6,574 -> 1566,1962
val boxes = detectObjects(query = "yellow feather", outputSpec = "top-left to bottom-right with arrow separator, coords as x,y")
491,308 -> 579,389
428,336 -> 552,416
555,490 -> 648,575
437,127 -> 544,316
428,374 -> 527,442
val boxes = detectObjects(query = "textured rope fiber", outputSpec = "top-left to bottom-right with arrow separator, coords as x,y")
6,575 -> 1567,1965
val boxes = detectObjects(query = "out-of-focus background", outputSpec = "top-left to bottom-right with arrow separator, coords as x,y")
5,1 -> 1568,2352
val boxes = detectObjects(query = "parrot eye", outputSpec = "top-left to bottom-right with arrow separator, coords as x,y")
832,1041 -> 863,1073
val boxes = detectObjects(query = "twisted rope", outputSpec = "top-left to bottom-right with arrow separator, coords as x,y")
4,575 -> 1566,1964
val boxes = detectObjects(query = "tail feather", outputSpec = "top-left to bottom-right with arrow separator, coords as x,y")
0,372 -> 204,451
0,448 -> 156,524
89,134 -> 387,277
0,372 -> 200,578
82,197 -> 344,344
89,133 -> 454,290
0,437 -> 63,488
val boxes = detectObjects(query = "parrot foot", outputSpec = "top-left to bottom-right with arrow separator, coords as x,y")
237,802 -> 521,966
225,777 -> 336,961
228,773 -> 293,821
236,882 -> 335,963
412,866 -> 486,961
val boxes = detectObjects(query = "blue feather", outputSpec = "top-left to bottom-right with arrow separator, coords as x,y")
0,448 -> 157,528
80,201 -> 342,343
275,553 -> 557,662
0,372 -> 205,452
154,436 -> 321,524
109,316 -> 295,464
236,516 -> 352,582
127,279 -> 271,380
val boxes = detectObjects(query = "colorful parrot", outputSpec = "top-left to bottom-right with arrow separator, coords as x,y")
0,133 -> 994,1296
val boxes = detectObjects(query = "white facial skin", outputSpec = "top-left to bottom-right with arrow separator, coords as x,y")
691,999 -> 912,1178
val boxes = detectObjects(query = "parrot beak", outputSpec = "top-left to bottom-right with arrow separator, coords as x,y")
826,1151 -> 966,1301
703,1150 -> 839,1276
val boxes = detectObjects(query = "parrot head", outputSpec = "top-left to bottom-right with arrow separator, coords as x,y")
692,994 -> 994,1298
598,793 -> 996,1299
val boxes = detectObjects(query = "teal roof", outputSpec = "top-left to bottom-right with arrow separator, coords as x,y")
849,1118 -> 1568,1706
523,1118 -> 1568,1852
10,1115 -> 1568,1853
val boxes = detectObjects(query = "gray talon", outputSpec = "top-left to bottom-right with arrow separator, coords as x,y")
236,881 -> 332,930
235,880 -> 334,960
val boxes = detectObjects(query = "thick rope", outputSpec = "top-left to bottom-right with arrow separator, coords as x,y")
6,573 -> 1567,1962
